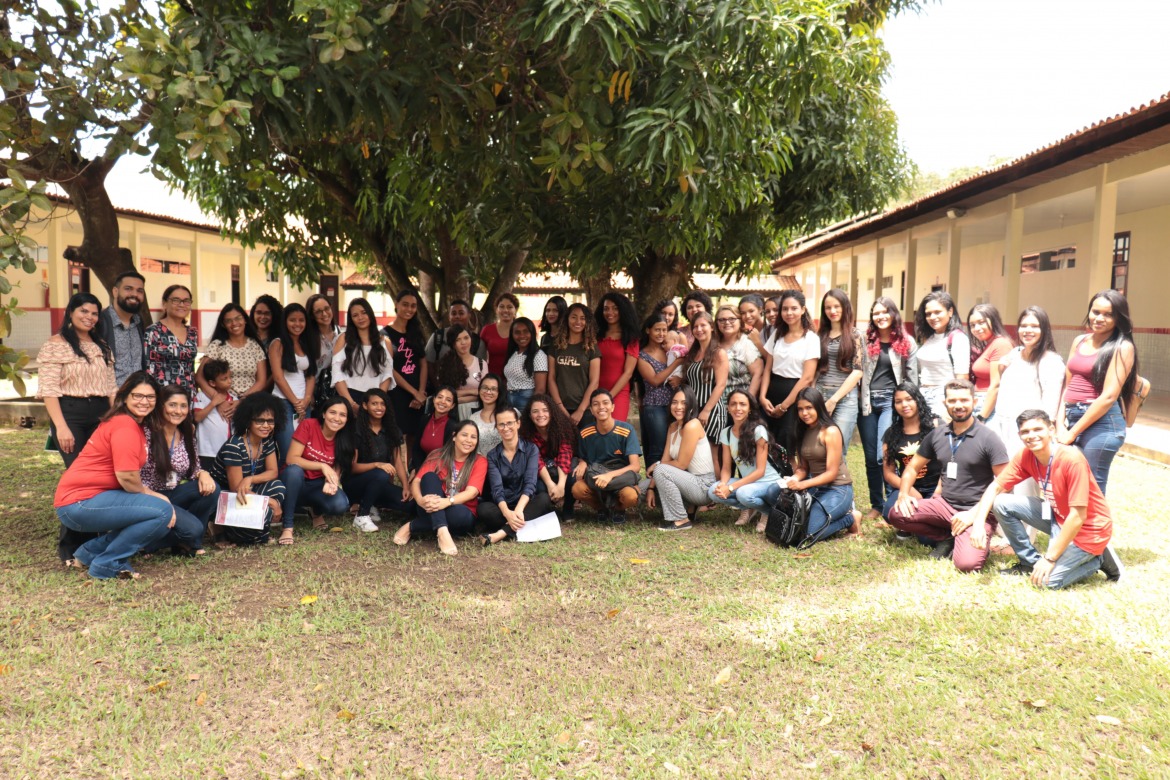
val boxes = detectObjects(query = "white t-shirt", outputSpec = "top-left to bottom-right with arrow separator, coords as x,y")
193,389 -> 235,458
272,350 -> 310,401
331,341 -> 396,393
917,330 -> 971,387
766,330 -> 821,378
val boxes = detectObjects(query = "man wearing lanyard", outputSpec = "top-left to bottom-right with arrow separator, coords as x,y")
965,409 -> 1120,587
890,379 -> 1009,571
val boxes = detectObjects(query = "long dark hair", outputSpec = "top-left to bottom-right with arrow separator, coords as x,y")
595,292 -> 640,348
669,386 -> 700,426
437,324 -> 473,388
760,295 -> 782,344
312,396 -> 357,477
520,393 -> 576,462
966,303 -> 1011,363
777,290 -> 813,337
1017,306 -> 1057,364
59,292 -> 113,364
914,291 -> 962,343
507,317 -> 540,377
388,288 -> 425,345
539,296 -> 567,334
356,387 -> 404,457
341,298 -> 387,376
147,384 -> 199,481
209,303 -> 262,347
882,382 -> 937,467
793,388 -> 839,466
275,303 -> 321,375
249,295 -> 284,337
102,372 -> 160,422
727,389 -> 775,468
652,299 -> 680,331
866,296 -> 912,358
817,288 -> 857,373
424,419 -> 480,494
1083,290 -> 1140,402
640,312 -> 669,349
306,293 -> 336,332
554,303 -> 598,352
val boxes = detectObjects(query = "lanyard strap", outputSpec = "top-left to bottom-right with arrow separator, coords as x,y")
946,431 -> 965,461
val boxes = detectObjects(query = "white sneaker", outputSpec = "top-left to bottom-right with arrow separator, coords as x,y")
369,507 -> 382,523
353,515 -> 378,533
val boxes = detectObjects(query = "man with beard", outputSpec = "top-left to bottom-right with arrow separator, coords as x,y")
99,271 -> 147,386
889,379 -> 1009,572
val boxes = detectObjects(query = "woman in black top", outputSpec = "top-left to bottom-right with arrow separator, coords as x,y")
382,289 -> 429,441
344,388 -> 412,531
880,382 -> 941,521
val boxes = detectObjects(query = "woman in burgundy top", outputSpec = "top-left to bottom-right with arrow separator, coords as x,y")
480,293 -> 519,376
412,385 -> 460,470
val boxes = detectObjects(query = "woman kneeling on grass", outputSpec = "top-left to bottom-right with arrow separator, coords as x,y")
643,387 -> 716,532
282,396 -> 355,538
54,373 -> 175,579
207,393 -> 287,546
708,389 -> 784,533
780,387 -> 861,545
141,384 -> 218,556
395,420 -> 487,556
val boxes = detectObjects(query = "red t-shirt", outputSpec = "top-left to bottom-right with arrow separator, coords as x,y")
292,418 -> 337,480
479,324 -> 511,376
419,413 -> 451,459
54,414 -> 148,507
972,336 -> 1014,391
416,455 -> 488,514
597,336 -> 640,418
995,445 -> 1112,555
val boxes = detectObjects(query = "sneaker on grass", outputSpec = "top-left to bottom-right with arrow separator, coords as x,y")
658,520 -> 692,532
353,515 -> 379,533
928,538 -> 955,560
998,562 -> 1033,577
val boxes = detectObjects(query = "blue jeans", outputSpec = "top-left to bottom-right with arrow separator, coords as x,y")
508,389 -> 534,414
640,404 -> 671,468
707,478 -> 780,512
280,464 -> 351,527
992,495 -> 1103,588
858,390 -> 894,509
56,490 -> 174,579
796,483 -> 856,544
343,468 -> 413,516
275,398 -> 296,466
411,471 -> 476,535
143,479 -> 216,553
1066,402 -> 1125,496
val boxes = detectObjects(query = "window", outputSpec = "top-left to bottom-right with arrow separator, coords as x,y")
140,257 -> 191,275
881,275 -> 894,289
1020,246 -> 1076,274
266,270 -> 279,282
1112,232 -> 1130,296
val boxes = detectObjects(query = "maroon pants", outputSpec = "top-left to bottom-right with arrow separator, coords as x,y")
888,495 -> 996,573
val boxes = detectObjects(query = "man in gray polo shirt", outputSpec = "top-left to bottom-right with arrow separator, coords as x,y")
889,379 -> 1009,572
98,271 -> 147,386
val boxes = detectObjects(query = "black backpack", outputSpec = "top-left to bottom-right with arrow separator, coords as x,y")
764,489 -> 825,550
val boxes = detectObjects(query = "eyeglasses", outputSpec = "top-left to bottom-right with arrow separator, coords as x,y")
481,387 -> 499,394
254,419 -> 276,426
496,420 -> 518,429
129,393 -> 156,402
168,297 -> 192,306
716,318 -> 739,325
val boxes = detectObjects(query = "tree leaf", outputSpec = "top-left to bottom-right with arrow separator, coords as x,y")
1095,715 -> 1121,726
628,558 -> 650,565
146,680 -> 169,693
336,709 -> 356,721
713,665 -> 732,685
299,595 -> 318,605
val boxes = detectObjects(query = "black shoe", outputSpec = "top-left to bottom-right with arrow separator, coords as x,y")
1099,544 -> 1124,582
609,511 -> 627,526
999,562 -> 1034,577
658,520 -> 692,532
894,531 -> 913,542
928,538 -> 955,560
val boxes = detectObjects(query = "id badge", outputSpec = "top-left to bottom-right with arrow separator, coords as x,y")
946,461 -> 958,480
1041,500 -> 1052,521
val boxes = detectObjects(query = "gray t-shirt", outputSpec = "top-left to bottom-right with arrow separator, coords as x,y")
917,420 -> 1008,509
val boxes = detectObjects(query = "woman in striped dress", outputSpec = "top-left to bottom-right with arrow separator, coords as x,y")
683,312 -> 729,443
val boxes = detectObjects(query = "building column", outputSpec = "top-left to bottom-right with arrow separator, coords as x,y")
873,244 -> 885,300
46,215 -> 70,331
848,253 -> 859,313
829,257 -> 839,290
904,235 -> 917,314
947,223 -> 961,301
1087,165 -> 1119,296
279,268 -> 293,303
238,247 -> 251,309
1002,195 -> 1023,321
188,234 -> 205,344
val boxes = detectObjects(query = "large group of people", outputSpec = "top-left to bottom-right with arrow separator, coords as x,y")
38,269 -> 1147,590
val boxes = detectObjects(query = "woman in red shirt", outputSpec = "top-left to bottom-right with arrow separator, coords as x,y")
480,293 -> 519,376
412,385 -> 460,470
281,396 -> 356,537
394,420 -> 487,556
54,372 -> 177,579
594,292 -> 641,421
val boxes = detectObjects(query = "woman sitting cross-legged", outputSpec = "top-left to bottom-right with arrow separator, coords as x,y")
776,387 -> 861,546
207,392 -> 287,546
281,396 -> 355,539
643,387 -> 717,532
394,420 -> 487,556
343,388 -> 412,533
141,384 -> 218,556
54,373 -> 175,579
708,389 -> 785,532
520,393 -> 577,512
479,406 -> 555,545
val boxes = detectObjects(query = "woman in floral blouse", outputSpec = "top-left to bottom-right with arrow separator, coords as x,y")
145,284 -> 199,396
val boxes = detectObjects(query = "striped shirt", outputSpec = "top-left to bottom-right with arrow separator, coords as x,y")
35,336 -> 117,399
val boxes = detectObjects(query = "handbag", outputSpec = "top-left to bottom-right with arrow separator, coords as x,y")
764,488 -> 828,550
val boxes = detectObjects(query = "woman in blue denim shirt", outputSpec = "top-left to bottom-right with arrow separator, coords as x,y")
1057,290 -> 1140,496
857,297 -> 918,520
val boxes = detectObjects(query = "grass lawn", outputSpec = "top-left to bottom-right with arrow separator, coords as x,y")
1,425 -> 1168,779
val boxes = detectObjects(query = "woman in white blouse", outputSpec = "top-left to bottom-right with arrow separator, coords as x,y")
912,291 -> 970,420
332,298 -> 394,413
760,290 -> 820,463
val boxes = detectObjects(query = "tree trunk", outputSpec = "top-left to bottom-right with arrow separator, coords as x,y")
628,250 -> 689,319
417,269 -> 436,314
479,245 -> 529,325
577,264 -> 612,310
436,225 -> 472,317
57,166 -> 146,318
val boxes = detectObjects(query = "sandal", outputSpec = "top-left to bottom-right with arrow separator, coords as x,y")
392,523 -> 412,547
278,529 -> 295,546
309,509 -> 327,532
735,509 -> 753,526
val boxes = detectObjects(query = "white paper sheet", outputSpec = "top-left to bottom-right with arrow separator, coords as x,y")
514,511 -> 562,543
214,491 -> 268,529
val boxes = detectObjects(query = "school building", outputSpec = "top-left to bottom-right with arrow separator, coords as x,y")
773,92 -> 1170,396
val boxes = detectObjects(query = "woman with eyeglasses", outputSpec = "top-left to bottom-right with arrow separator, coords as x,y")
54,373 -> 175,579
249,295 -> 284,351
469,373 -> 504,456
207,392 -> 288,546
479,407 -> 555,545
145,284 -> 199,396
913,291 -> 970,420
306,293 -> 342,409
